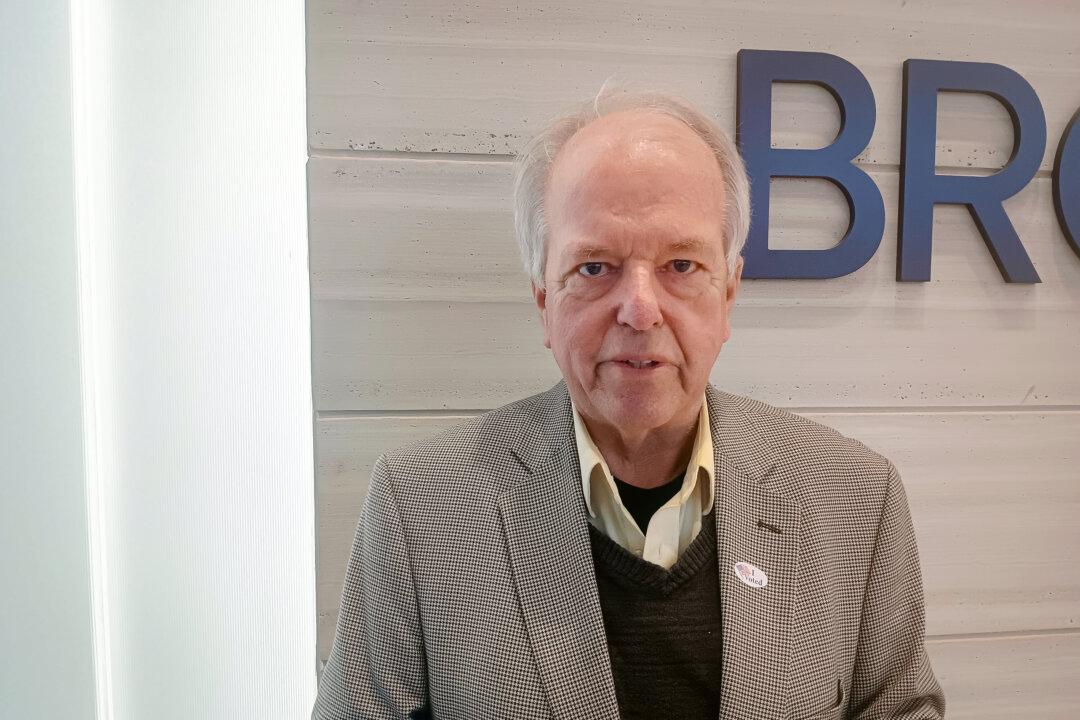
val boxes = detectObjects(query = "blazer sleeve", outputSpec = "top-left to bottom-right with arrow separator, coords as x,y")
850,460 -> 947,720
312,453 -> 431,720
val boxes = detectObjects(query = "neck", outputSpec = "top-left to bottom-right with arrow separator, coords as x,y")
580,401 -> 702,490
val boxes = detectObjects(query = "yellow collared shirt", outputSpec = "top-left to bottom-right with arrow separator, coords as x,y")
571,395 -> 715,570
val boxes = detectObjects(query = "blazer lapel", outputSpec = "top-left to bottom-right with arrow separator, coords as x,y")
498,381 -> 620,720
707,385 -> 800,720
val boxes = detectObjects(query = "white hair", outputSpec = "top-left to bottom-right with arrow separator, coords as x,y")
512,81 -> 752,290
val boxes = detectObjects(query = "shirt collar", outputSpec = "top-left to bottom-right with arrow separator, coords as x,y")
571,395 -> 715,519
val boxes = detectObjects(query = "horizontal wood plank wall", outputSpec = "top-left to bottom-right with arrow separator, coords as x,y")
307,1 -> 1080,715
308,0 -> 1080,172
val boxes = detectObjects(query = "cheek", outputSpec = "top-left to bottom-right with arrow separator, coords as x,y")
548,303 -> 604,355
676,308 -> 729,362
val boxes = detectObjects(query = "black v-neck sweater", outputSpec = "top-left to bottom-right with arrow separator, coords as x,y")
587,507 -> 722,719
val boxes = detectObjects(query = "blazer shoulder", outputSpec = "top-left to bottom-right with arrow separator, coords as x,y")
716,389 -> 895,481
715,390 -> 901,537
376,386 -> 556,495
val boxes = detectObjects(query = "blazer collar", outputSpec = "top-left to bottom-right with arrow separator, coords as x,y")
509,379 -> 779,486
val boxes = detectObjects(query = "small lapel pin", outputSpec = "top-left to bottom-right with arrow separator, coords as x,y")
734,561 -> 768,588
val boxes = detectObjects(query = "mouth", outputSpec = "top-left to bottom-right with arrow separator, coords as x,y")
611,359 -> 665,370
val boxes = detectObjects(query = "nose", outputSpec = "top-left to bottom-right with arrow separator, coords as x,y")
615,265 -> 663,331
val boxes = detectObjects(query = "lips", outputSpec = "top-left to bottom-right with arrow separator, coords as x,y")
607,356 -> 670,370
610,353 -> 671,363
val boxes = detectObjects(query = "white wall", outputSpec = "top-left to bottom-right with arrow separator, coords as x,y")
0,1 -> 97,716
2,1 -> 316,718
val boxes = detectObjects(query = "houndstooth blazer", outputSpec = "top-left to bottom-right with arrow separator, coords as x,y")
312,380 -> 946,720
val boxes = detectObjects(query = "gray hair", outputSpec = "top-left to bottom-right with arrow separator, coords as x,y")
512,82 -> 752,290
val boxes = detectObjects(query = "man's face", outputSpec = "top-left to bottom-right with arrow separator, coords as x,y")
533,109 -> 743,436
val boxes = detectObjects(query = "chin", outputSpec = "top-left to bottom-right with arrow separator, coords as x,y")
593,389 -> 678,429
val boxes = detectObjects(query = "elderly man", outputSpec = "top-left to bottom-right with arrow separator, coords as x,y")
312,87 -> 946,720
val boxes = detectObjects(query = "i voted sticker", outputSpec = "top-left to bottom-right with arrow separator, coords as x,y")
734,561 -> 768,588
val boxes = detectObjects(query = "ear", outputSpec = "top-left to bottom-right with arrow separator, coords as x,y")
531,280 -> 547,312
531,281 -> 552,349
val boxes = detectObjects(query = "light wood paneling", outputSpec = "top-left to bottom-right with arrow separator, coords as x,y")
925,631 -> 1080,719
307,0 -> 1080,172
315,409 -> 1080,660
309,157 -> 1080,411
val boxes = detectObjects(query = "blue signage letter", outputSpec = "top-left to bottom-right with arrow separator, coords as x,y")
899,60 -> 1046,282
736,49 -> 884,279
1053,108 -> 1080,259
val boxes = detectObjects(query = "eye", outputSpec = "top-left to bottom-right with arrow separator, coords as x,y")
577,262 -> 608,277
670,259 -> 697,273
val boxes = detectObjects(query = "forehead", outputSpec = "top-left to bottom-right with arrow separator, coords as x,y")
544,109 -> 727,257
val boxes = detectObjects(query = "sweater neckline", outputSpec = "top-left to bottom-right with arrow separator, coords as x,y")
587,508 -> 717,595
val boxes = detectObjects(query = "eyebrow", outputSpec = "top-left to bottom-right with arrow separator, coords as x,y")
564,236 -> 714,262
